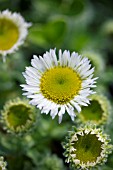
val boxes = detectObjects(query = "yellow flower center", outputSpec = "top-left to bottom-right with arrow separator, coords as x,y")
40,66 -> 82,104
0,18 -> 19,50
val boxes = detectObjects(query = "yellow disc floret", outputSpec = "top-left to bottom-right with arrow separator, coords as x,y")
40,66 -> 82,104
0,18 -> 19,50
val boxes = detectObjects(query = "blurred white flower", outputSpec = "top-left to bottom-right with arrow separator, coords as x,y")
0,9 -> 31,61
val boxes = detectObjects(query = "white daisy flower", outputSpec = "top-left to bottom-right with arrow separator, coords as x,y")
21,49 -> 98,123
0,9 -> 31,61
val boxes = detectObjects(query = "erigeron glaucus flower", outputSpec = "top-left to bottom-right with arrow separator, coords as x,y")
77,94 -> 111,125
0,157 -> 7,170
0,9 -> 31,61
21,49 -> 98,123
0,98 -> 37,135
62,124 -> 113,169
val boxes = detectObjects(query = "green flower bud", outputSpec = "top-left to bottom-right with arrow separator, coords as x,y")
62,124 -> 113,169
0,98 -> 37,135
78,94 -> 111,126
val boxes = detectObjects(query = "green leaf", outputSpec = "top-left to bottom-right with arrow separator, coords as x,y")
60,0 -> 85,16
43,19 -> 67,44
28,19 -> 67,47
28,25 -> 48,47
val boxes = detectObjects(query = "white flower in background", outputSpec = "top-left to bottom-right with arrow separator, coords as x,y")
0,9 -> 31,61
0,157 -> 7,170
21,49 -> 98,123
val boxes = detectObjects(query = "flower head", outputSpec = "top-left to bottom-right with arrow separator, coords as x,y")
62,124 -> 113,169
78,94 -> 111,125
0,157 -> 7,170
0,98 -> 36,135
0,9 -> 31,61
21,49 -> 97,123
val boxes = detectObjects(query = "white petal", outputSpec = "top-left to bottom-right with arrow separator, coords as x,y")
50,49 -> 58,66
31,55 -> 45,72
66,104 -> 75,121
59,49 -> 63,66
70,100 -> 81,113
